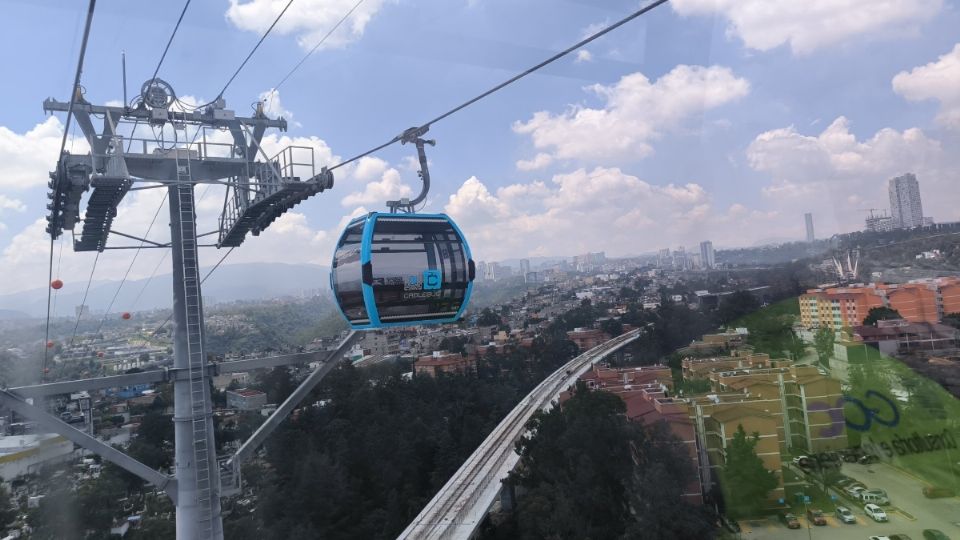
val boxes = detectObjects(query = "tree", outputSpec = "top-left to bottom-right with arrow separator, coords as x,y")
599,318 -> 623,338
813,327 -> 835,368
863,306 -> 902,326
0,481 -> 14,529
498,383 -> 712,539
717,290 -> 761,324
477,308 -> 501,327
718,425 -> 778,519
943,312 -> 960,330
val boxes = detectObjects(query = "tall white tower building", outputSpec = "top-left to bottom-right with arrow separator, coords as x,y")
889,173 -> 924,229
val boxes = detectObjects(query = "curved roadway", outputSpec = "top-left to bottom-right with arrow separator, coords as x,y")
397,329 -> 640,540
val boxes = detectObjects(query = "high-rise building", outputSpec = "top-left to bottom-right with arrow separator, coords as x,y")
476,261 -> 488,282
804,213 -> 815,242
485,262 -> 500,281
889,173 -> 924,229
657,248 -> 672,268
519,259 -> 530,278
699,241 -> 715,270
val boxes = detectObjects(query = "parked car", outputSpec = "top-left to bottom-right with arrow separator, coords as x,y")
862,490 -> 890,505
860,454 -> 881,464
793,455 -> 812,468
835,476 -> 857,487
835,505 -> 856,524
806,508 -> 827,526
865,503 -> 888,522
845,485 -> 867,498
889,535 -> 914,540
923,486 -> 956,498
923,529 -> 952,540
779,512 -> 801,529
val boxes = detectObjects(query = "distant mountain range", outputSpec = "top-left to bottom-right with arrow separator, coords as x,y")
0,263 -> 330,319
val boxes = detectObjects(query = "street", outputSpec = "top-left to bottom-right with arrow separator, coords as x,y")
736,462 -> 960,539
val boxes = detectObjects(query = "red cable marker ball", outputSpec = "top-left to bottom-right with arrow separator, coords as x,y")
121,312 -> 132,320
46,340 -> 54,349
97,351 -> 104,358
43,368 -> 50,374
51,279 -> 64,290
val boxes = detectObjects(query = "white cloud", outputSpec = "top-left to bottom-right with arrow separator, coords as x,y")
575,50 -> 593,63
226,0 -> 386,51
893,43 -> 960,129
0,195 -> 25,213
747,116 -> 955,231
443,167 -> 770,260
671,0 -> 941,54
513,65 -> 749,164
0,117 -> 88,191
515,152 -> 553,171
340,167 -> 412,207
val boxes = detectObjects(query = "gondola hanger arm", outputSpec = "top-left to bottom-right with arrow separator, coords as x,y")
387,126 -> 435,213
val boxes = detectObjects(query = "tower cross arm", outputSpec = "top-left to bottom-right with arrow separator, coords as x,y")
0,389 -> 177,501
42,98 -> 287,131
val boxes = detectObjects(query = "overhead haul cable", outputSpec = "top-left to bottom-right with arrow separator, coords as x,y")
330,0 -> 670,171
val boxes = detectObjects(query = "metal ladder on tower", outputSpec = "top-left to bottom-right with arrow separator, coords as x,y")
174,150 -> 216,539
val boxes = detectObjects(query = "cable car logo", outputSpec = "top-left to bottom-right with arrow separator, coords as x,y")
807,389 -> 901,436
423,269 -> 442,290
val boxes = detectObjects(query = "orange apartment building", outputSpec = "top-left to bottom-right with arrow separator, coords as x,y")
800,277 -> 960,330
566,327 -> 609,351
413,351 -> 476,378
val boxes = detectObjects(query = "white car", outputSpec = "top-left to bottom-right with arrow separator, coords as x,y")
865,503 -> 888,522
861,489 -> 890,505
845,485 -> 867,498
834,505 -> 856,524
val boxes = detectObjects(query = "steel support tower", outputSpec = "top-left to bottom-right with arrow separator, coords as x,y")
8,78 -> 339,539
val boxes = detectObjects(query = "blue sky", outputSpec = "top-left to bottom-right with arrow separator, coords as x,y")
1,0 -> 959,295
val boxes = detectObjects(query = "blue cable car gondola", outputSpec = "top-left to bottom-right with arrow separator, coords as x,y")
330,129 -> 475,329
331,212 -> 475,329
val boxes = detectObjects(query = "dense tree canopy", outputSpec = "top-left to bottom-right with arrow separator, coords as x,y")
863,306 -> 902,326
718,425 -> 778,519
486,383 -> 714,539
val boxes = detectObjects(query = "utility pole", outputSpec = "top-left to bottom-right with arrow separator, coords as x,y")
26,78 -> 336,539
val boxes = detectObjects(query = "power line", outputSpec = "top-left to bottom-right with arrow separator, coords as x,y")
44,0 -> 97,380
330,0 -> 670,171
217,0 -> 295,100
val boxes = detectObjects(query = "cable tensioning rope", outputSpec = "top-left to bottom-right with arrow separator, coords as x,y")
44,0 -> 97,380
270,0 -> 366,96
68,251 -> 100,348
330,0 -> 670,172
217,0 -> 294,100
96,192 -> 168,334
150,0 -> 191,83
152,246 -> 235,335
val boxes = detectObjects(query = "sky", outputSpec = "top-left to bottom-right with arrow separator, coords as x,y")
1,0 -> 959,296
